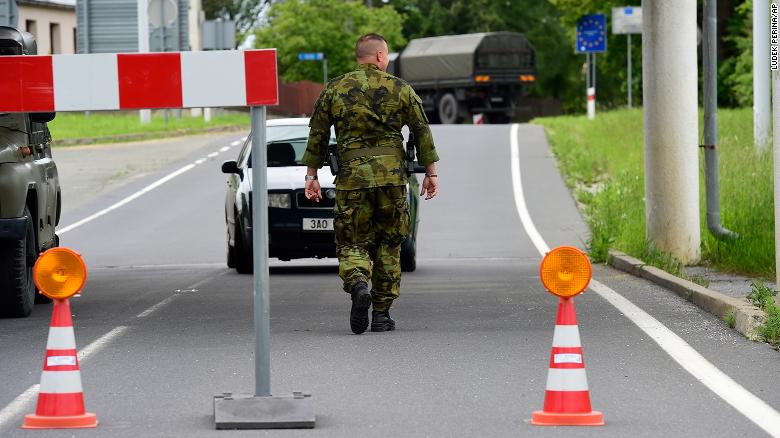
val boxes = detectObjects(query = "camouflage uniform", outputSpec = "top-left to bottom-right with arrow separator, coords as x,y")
302,63 -> 439,312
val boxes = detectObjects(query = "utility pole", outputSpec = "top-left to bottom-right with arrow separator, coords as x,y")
755,0 -> 771,149
642,0 -> 701,263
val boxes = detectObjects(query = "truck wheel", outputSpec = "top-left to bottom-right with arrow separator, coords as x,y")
0,207 -> 37,317
438,93 -> 460,124
400,235 -> 417,272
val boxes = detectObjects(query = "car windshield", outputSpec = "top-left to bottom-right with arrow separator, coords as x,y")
264,124 -> 335,167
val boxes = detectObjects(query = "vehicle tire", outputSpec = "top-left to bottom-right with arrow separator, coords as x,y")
0,207 -> 37,317
226,226 -> 237,269
400,235 -> 417,273
234,221 -> 253,274
437,93 -> 460,125
35,233 -> 56,305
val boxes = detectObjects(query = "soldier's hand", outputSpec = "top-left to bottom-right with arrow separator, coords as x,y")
420,175 -> 438,200
305,180 -> 322,202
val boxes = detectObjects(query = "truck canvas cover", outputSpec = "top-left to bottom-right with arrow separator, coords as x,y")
399,32 -> 532,83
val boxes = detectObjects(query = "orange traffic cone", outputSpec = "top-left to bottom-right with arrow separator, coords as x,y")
531,297 -> 603,426
23,299 -> 97,429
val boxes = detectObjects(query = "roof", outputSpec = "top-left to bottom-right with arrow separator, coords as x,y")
17,0 -> 75,9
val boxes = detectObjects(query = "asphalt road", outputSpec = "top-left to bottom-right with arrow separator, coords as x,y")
1,125 -> 780,437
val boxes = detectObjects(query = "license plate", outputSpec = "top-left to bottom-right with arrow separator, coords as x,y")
302,218 -> 334,231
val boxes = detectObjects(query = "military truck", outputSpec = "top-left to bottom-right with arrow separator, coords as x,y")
388,32 -> 537,124
0,26 -> 60,317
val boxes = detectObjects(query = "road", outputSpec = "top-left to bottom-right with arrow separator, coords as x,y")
1,125 -> 780,437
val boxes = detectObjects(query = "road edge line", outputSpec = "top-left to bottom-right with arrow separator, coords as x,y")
509,123 -> 780,437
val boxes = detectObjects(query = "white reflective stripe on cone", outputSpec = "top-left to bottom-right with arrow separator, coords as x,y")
545,368 -> 590,391
39,371 -> 83,394
551,325 -> 581,347
45,327 -> 77,350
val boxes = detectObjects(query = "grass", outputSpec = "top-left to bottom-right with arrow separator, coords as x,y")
533,108 -> 775,279
48,110 -> 250,143
746,281 -> 780,345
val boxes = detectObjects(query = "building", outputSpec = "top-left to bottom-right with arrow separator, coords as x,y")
17,0 -> 76,54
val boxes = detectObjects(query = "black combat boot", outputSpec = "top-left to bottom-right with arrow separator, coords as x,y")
349,281 -> 371,334
371,309 -> 395,332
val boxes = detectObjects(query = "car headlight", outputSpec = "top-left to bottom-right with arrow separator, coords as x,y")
268,193 -> 292,209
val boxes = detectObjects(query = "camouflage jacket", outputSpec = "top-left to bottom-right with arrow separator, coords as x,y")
301,63 -> 439,190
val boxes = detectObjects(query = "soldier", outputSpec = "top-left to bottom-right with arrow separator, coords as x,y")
302,33 -> 440,335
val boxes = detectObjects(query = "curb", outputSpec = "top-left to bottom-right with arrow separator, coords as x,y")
53,124 -> 249,147
607,250 -> 765,340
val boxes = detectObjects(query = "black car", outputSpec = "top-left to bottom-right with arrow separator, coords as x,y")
222,118 -> 420,273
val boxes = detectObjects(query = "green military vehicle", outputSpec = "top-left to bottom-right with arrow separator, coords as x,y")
0,26 -> 61,317
388,32 -> 537,124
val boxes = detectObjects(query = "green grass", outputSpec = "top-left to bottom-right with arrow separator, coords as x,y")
48,111 -> 250,143
746,281 -> 780,345
533,108 -> 775,279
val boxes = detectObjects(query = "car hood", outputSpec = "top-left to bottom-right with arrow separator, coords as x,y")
264,166 -> 336,191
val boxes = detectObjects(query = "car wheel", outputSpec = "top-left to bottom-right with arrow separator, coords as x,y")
0,207 -> 37,317
234,220 -> 253,274
226,226 -> 237,269
438,93 -> 460,125
400,235 -> 417,273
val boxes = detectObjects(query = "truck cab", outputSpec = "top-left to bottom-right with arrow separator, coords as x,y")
0,26 -> 61,317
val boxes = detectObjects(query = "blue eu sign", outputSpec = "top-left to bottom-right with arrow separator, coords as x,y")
576,14 -> 607,53
298,52 -> 324,61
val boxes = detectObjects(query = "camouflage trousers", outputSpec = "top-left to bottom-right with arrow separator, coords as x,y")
334,185 -> 410,312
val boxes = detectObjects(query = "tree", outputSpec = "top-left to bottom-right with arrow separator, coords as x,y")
202,0 -> 272,45
254,0 -> 405,83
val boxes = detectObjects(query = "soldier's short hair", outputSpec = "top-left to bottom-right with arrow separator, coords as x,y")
355,33 -> 388,59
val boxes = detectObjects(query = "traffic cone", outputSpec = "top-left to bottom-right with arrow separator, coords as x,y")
531,297 -> 603,426
23,299 -> 97,429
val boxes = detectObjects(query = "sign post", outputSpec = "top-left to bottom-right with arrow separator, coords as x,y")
576,14 -> 606,119
298,52 -> 327,83
612,7 -> 642,108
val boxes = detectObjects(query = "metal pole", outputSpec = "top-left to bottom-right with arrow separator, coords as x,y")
755,0 -> 772,149
138,0 -> 151,124
703,0 -> 737,240
642,0 -> 701,263
323,58 -> 328,83
628,34 -> 632,108
250,106 -> 270,397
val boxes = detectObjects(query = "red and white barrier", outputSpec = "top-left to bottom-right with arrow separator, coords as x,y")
0,49 -> 278,112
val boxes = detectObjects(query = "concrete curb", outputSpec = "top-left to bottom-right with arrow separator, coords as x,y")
608,250 -> 765,340
53,124 -> 249,147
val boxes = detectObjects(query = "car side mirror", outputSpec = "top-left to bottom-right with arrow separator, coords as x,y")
221,160 -> 242,178
29,112 -> 56,123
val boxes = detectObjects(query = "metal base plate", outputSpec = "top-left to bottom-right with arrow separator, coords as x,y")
214,392 -> 315,429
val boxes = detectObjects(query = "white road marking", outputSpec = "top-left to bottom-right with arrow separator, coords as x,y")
136,271 -> 225,318
219,146 -> 230,152
510,123 -> 780,437
207,152 -> 219,158
59,164 -> 195,234
231,140 -> 241,146
136,294 -> 181,318
0,326 -> 128,430
195,158 -> 206,165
